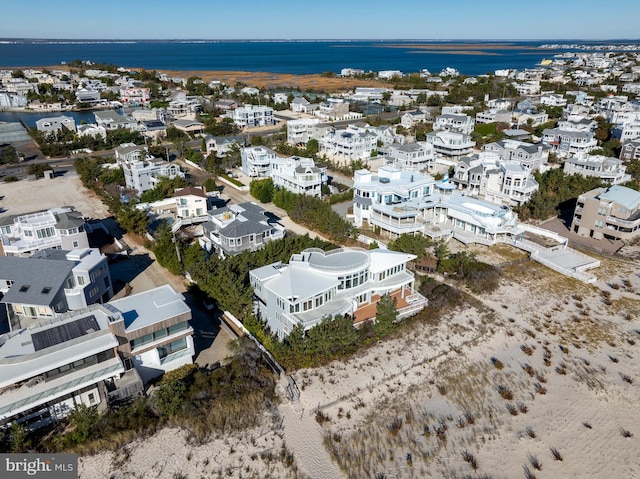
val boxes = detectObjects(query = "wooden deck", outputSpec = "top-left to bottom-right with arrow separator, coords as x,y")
353,289 -> 414,324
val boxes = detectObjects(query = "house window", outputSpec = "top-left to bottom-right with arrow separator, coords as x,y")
23,306 -> 37,317
159,337 -> 188,359
77,276 -> 86,286
154,328 -> 168,340
168,322 -> 188,335
73,241 -> 79,248
131,333 -> 154,349
88,393 -> 96,405
36,227 -> 56,239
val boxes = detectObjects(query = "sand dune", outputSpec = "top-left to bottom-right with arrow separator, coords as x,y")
78,241 -> 640,478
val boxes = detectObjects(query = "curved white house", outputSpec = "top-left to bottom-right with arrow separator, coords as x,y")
250,247 -> 426,338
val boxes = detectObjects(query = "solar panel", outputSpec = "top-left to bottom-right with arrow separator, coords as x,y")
32,315 -> 99,351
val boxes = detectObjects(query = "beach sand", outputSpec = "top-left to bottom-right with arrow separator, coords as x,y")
77,240 -> 640,478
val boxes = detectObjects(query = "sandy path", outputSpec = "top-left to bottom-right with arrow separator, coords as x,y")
279,403 -> 346,479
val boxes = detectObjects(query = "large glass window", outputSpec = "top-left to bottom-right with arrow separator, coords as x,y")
168,322 -> 188,335
159,337 -> 187,359
131,333 -> 153,349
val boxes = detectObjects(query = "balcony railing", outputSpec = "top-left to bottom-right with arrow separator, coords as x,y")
1,235 -> 61,252
369,216 -> 423,235
605,215 -> 640,227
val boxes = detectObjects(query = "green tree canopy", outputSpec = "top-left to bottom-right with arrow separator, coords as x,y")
375,294 -> 398,337
387,233 -> 433,259
250,178 -> 275,203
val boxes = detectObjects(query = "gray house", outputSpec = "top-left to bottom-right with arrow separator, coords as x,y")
0,207 -> 89,257
200,202 -> 285,258
0,248 -> 112,331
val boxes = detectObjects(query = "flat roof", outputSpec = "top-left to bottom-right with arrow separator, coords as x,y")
107,284 -> 190,332
0,308 -> 116,387
599,185 -> 640,210
368,249 -> 416,274
305,248 -> 369,271
267,266 -> 339,303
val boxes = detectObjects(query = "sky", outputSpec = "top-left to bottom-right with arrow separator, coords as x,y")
3,0 -> 639,41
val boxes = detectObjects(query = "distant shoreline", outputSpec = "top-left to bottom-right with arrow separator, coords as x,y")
12,65 -> 391,91
379,43 -> 548,51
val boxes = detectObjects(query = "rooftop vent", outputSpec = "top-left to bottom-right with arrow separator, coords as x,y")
379,177 -> 390,183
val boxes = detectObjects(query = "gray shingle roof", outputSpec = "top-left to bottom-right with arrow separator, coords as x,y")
0,255 -> 74,307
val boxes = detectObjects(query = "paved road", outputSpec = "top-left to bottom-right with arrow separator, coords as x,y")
176,159 -> 330,241
108,234 -> 238,365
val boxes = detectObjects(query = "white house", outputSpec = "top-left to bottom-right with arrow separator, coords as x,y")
205,135 -> 245,158
424,130 -> 475,159
378,70 -> 403,80
353,166 -> 522,243
483,139 -> 550,171
452,154 -> 539,206
401,110 -> 430,129
314,98 -> 357,121
120,87 -> 151,106
271,156 -> 327,198
0,307 -> 125,430
35,115 -> 76,134
612,121 -> 640,143
250,247 -> 426,338
226,104 -> 276,129
563,154 -> 630,185
94,110 -> 137,130
353,166 -> 435,234
0,283 -> 194,430
105,285 -> 194,384
0,207 -> 89,257
319,124 -> 378,161
512,81 -> 541,96
540,93 -> 567,107
77,124 -> 107,138
386,142 -> 437,173
241,146 -> 277,178
173,186 -> 209,220
475,109 -> 512,125
433,113 -> 475,135
287,118 -> 322,145
541,128 -> 598,157
122,159 -> 184,195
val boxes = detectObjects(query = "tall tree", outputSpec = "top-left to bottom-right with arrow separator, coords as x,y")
375,294 -> 398,337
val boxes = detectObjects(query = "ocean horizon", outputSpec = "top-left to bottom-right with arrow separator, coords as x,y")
1,39 -> 638,76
